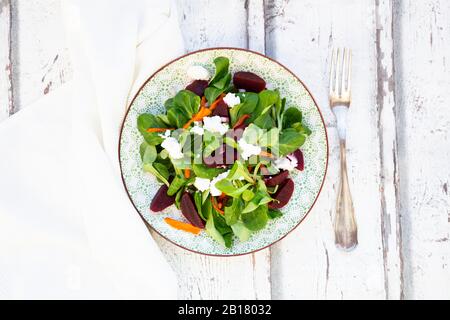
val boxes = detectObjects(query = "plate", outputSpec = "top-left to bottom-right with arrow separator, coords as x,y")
119,48 -> 328,256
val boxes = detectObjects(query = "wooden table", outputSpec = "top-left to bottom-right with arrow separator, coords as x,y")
1,0 -> 449,299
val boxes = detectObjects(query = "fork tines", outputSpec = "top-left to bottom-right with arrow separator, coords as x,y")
329,48 -> 352,107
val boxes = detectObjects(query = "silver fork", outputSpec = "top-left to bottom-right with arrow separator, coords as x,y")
329,48 -> 358,251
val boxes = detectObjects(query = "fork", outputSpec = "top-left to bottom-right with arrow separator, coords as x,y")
329,48 -> 358,251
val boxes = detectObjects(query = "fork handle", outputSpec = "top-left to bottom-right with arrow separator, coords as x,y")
334,139 -> 358,251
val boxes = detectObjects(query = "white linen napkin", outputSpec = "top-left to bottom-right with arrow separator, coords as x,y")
0,0 -> 184,299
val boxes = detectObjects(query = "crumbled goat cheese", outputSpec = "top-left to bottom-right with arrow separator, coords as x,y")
158,130 -> 171,139
238,139 -> 262,160
161,137 -> 184,159
190,125 -> 204,136
274,155 -> 298,171
194,177 -> 211,192
210,171 -> 230,196
223,92 -> 241,108
203,116 -> 229,135
187,65 -> 210,81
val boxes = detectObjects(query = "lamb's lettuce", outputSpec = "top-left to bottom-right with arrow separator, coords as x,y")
230,221 -> 252,242
143,163 -> 170,186
192,163 -> 225,180
224,197 -> 244,226
241,205 -> 269,231
227,161 -> 254,183
137,114 -> 166,145
205,57 -> 233,103
229,92 -> 259,126
165,90 -> 200,128
140,142 -> 157,164
206,210 -> 233,248
282,107 -> 302,128
215,179 -> 251,198
167,174 -> 188,196
268,208 -> 283,219
276,128 -> 307,156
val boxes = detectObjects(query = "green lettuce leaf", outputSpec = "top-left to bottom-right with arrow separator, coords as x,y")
215,179 -> 251,198
276,128 -> 306,156
224,197 -> 244,226
242,205 -> 269,231
192,163 -> 225,179
206,210 -> 233,248
230,221 -> 252,242
137,114 -> 166,145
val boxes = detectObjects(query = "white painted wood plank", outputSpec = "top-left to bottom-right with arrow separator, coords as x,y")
267,0 -> 388,299
375,0 -> 403,300
10,0 -> 71,111
246,0 -> 265,53
394,0 -> 450,300
0,0 -> 13,120
176,0 -> 247,52
148,0 -> 271,300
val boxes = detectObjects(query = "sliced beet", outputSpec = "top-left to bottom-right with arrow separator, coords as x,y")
212,100 -> 229,117
269,179 -> 294,209
185,80 -> 209,97
204,144 -> 238,167
230,124 -> 247,140
180,192 -> 205,228
233,71 -> 266,93
259,165 -> 271,176
292,149 -> 304,171
150,184 -> 175,212
223,144 -> 239,165
264,170 -> 289,187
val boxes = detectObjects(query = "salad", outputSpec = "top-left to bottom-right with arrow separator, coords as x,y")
137,56 -> 311,248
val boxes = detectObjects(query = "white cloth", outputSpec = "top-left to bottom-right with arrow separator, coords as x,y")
0,0 -> 184,299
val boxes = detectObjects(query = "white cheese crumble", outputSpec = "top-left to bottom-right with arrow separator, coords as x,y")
158,130 -> 171,139
203,116 -> 229,135
161,137 -> 184,160
194,177 -> 211,192
238,139 -> 262,160
223,92 -> 241,108
190,125 -> 204,136
210,171 -> 230,196
187,65 -> 210,81
274,155 -> 298,171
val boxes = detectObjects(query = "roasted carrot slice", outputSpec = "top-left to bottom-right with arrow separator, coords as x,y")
259,150 -> 274,158
211,197 -> 224,215
200,96 -> 206,108
232,114 -> 250,129
182,119 -> 194,129
164,217 -> 202,235
209,93 -> 226,111
182,94 -> 223,129
146,127 -> 175,133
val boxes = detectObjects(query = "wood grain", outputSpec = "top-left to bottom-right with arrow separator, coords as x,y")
0,0 -> 13,120
266,0 -> 388,299
394,0 -> 450,299
9,0 -> 71,111
375,0 -> 403,299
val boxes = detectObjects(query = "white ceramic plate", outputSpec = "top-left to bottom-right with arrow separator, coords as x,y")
119,48 -> 328,256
